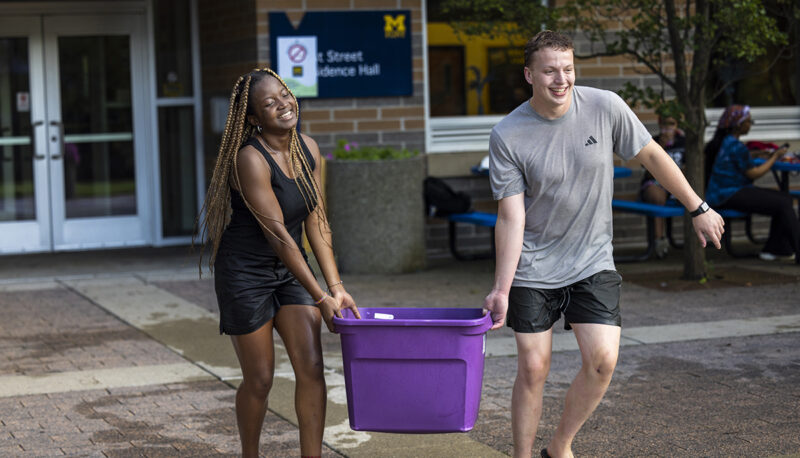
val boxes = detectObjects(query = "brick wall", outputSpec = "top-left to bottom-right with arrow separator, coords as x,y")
558,0 -> 672,126
196,2 -> 774,261
255,0 -> 426,154
198,0 -> 259,178
199,0 -> 432,257
198,0 -> 425,174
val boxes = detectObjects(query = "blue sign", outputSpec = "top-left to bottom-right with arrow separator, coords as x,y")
269,11 -> 413,98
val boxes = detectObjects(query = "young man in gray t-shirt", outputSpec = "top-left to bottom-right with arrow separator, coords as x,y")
484,31 -> 725,458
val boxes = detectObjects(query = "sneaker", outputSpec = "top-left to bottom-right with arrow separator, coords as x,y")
655,237 -> 669,259
758,252 -> 796,261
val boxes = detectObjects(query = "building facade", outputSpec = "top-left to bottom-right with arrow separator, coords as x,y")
0,0 -> 796,256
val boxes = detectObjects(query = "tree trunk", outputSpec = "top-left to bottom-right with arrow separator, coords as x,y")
681,108 -> 707,280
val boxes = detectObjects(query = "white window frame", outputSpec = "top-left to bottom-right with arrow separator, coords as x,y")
706,106 -> 800,142
147,0 -> 204,246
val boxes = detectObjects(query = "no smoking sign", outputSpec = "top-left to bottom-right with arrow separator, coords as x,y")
276,36 -> 318,97
287,43 -> 307,63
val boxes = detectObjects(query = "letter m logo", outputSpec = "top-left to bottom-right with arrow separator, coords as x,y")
384,14 -> 406,38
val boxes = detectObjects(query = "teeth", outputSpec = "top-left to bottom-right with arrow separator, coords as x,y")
279,112 -> 292,120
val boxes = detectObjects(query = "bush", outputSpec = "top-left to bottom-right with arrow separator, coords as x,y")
327,139 -> 419,161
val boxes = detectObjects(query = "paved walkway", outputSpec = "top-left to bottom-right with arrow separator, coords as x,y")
0,246 -> 799,456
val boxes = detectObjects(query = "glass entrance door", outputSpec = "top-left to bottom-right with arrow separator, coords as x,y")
0,14 -> 150,253
44,15 -> 150,250
0,17 -> 48,253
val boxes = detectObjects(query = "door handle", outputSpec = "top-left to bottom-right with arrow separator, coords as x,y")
49,120 -> 63,160
32,120 -> 45,160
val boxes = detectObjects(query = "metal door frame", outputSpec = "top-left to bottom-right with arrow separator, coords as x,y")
0,16 -> 50,253
42,13 -> 153,250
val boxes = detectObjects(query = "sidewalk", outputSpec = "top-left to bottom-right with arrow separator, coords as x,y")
0,246 -> 799,456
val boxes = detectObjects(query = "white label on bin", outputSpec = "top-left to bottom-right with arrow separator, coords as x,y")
374,313 -> 394,320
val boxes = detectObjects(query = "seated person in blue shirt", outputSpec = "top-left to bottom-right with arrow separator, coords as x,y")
640,115 -> 685,258
705,104 -> 798,262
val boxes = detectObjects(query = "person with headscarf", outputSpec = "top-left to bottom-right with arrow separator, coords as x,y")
705,105 -> 798,262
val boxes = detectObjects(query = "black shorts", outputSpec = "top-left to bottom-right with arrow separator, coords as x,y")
214,252 -> 314,335
507,270 -> 622,333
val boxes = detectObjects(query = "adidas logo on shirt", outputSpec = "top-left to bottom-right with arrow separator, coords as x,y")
584,136 -> 598,146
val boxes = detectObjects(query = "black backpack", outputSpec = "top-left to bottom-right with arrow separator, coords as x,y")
424,177 -> 472,217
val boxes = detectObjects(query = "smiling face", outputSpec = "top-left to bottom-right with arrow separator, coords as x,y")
524,47 -> 575,119
247,74 -> 297,133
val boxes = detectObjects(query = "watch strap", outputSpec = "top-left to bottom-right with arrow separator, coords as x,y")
690,201 -> 709,217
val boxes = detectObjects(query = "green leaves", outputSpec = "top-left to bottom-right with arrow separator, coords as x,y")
439,0 -> 556,41
710,0 -> 786,63
618,82 -> 692,130
329,139 -> 419,161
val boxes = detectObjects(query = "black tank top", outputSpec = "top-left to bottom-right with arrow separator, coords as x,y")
219,135 -> 317,258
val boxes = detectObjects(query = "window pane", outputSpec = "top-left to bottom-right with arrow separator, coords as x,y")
154,0 -> 193,97
0,37 -> 35,221
63,141 -> 137,217
429,46 -> 466,116
427,44 -> 529,117
59,36 -> 133,133
487,47 -> 528,114
158,106 -> 197,237
59,36 -> 136,218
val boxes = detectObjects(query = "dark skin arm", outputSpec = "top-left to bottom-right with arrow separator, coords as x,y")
744,146 -> 788,181
233,144 -> 342,332
301,134 -> 360,320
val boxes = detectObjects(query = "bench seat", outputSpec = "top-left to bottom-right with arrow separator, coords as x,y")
447,211 -> 497,260
610,199 -> 685,218
449,199 -> 779,262
448,212 -> 497,227
611,200 -> 684,262
717,208 -> 748,218
715,209 -> 767,257
666,207 -> 764,258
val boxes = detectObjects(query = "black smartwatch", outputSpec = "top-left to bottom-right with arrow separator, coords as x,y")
690,201 -> 710,217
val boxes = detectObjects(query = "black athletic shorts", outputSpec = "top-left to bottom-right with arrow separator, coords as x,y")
214,252 -> 314,336
507,270 -> 622,333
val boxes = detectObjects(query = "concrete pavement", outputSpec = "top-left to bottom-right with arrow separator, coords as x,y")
0,246 -> 799,456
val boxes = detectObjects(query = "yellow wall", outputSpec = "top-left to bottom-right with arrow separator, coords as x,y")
427,23 -> 526,116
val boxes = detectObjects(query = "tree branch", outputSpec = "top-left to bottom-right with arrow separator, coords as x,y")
664,0 -> 689,101
689,0 -> 712,104
629,49 -> 678,90
683,0 -> 691,43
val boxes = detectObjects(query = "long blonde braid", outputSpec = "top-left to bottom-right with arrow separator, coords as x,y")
195,68 -> 330,273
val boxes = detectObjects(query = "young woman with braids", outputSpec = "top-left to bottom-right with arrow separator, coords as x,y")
196,68 -> 360,457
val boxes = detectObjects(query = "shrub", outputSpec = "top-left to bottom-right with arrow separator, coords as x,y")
327,139 -> 419,161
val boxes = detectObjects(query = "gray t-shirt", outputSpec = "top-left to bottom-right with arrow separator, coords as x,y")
489,86 -> 651,288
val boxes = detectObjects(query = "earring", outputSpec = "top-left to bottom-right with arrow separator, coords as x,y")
256,125 -> 262,133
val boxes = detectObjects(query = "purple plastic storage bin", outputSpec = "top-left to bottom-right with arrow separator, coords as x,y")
333,307 -> 492,433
